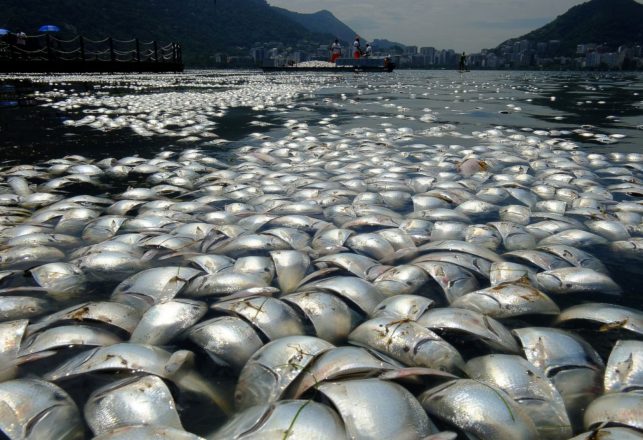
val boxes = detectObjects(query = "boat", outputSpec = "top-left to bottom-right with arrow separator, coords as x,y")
263,58 -> 396,73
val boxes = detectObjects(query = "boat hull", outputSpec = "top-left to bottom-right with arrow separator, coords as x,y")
262,63 -> 396,73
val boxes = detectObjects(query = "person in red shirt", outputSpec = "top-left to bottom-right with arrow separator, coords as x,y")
353,36 -> 361,60
330,39 -> 342,63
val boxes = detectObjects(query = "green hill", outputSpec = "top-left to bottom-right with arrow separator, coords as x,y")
0,0 -> 340,66
497,0 -> 643,55
273,8 -> 357,44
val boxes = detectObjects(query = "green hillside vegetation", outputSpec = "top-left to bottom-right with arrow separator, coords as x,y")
497,0 -> 643,54
0,0 -> 339,66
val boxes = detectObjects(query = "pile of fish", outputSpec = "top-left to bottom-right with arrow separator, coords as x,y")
9,71 -> 327,143
1,115 -> 642,439
293,61 -> 338,68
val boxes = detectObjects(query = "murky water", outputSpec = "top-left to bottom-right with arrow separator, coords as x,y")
0,70 -> 642,439
1,70 -> 641,163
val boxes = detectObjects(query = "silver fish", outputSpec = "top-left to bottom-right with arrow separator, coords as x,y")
416,307 -> 520,353
0,320 -> 27,381
185,272 -> 269,298
319,379 -> 436,440
373,264 -> 430,296
271,250 -> 310,294
84,375 -> 183,436
286,346 -> 400,399
314,253 -> 385,280
18,325 -> 121,359
212,296 -> 305,340
235,336 -> 333,410
0,296 -> 50,322
349,317 -> 465,373
513,327 -> 604,430
92,426 -> 204,440
413,261 -> 480,303
568,428 -> 643,440
0,246 -> 66,270
233,256 -> 275,284
301,276 -> 387,315
583,391 -> 643,431
371,294 -> 435,321
537,268 -> 622,295
451,280 -> 559,318
0,378 -> 83,440
281,291 -> 354,343
187,316 -> 264,372
419,379 -> 538,440
30,262 -> 86,295
212,400 -> 347,440
604,340 -> 643,393
466,354 -> 572,439
555,303 -> 643,335
45,343 -> 232,415
129,299 -> 208,346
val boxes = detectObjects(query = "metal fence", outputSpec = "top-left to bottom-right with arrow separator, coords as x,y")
0,34 -> 182,64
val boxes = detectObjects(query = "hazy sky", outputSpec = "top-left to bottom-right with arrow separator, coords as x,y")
268,0 -> 642,52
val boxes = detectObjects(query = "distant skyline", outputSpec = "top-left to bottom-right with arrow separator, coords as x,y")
268,0 -> 643,52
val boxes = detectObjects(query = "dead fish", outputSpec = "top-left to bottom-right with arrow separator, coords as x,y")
349,317 -> 465,373
45,343 -> 232,415
187,316 -> 264,373
583,391 -> 643,431
0,296 -> 50,322
419,379 -> 539,439
28,301 -> 141,335
416,307 -> 520,353
129,299 -> 208,346
451,281 -> 559,318
286,346 -> 400,399
319,379 -> 436,440
0,246 -> 66,270
465,354 -> 572,439
211,400 -> 346,440
18,325 -> 121,359
91,425 -> 204,440
536,268 -> 622,295
604,340 -> 643,393
84,375 -> 184,436
212,296 -> 305,340
235,336 -> 333,410
0,378 -> 83,440
281,290 -> 354,343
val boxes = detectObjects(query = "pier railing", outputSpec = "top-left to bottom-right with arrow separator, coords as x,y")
0,34 -> 183,72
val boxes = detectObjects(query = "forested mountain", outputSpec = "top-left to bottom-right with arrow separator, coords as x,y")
497,0 -> 643,54
273,8 -> 357,44
0,0 -> 344,66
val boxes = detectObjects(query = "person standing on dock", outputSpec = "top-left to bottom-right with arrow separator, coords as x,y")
353,36 -> 361,60
329,39 -> 342,63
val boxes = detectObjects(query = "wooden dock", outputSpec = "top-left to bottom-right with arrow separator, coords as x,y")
0,34 -> 183,73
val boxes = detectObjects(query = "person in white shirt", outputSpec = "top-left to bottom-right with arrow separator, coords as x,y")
353,36 -> 361,60
329,39 -> 342,63
364,44 -> 372,58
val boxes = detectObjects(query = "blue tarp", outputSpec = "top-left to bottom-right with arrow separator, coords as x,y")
38,25 -> 60,32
